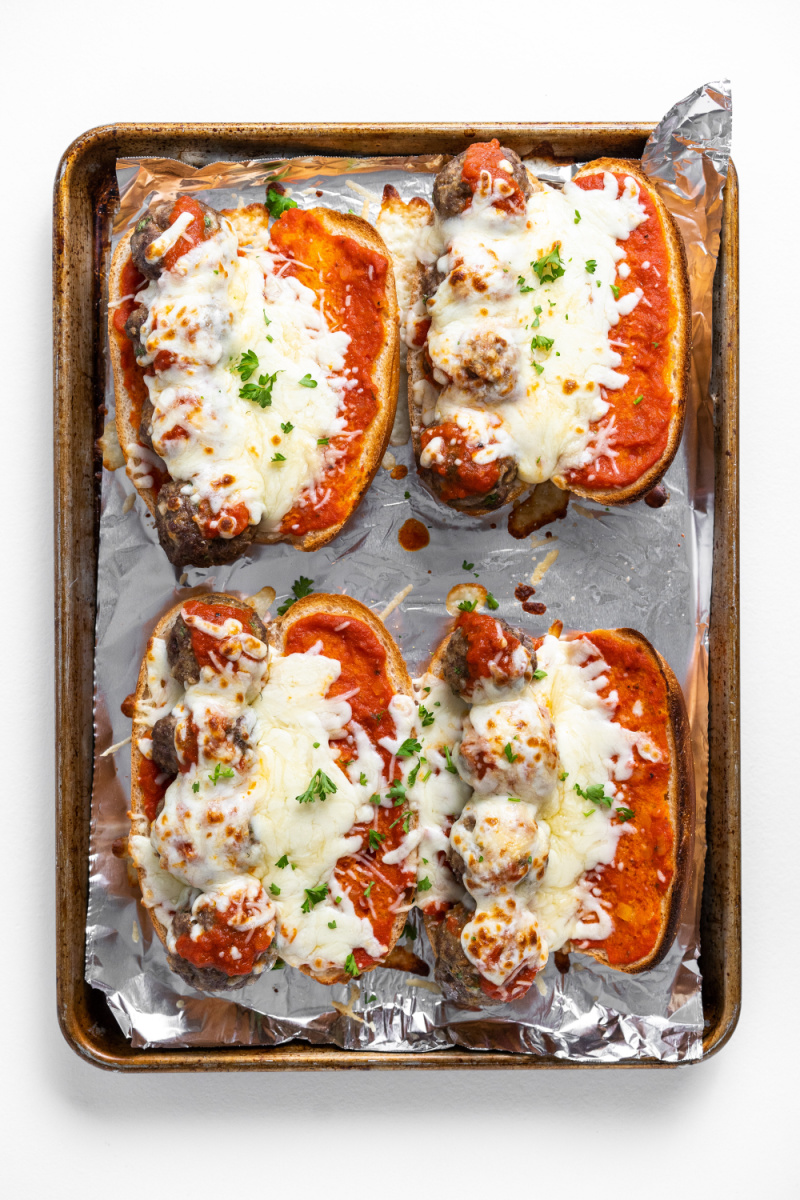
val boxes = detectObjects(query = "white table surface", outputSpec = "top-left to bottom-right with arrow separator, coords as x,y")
3,2 -> 797,1194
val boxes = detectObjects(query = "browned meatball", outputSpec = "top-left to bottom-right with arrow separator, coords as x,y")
167,594 -> 269,687
427,905 -> 505,1009
422,456 -> 519,513
130,199 -> 220,281
154,481 -> 257,570
442,619 -> 536,700
449,329 -> 518,400
433,146 -> 532,220
124,303 -> 148,360
151,714 -> 180,775
168,909 -> 277,993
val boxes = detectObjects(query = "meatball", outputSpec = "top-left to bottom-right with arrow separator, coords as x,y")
457,696 -> 559,804
154,480 -> 257,570
422,456 -> 519,513
124,303 -> 148,359
433,146 -> 532,220
442,618 -> 536,700
129,202 -> 174,280
427,904 -> 498,1009
169,907 -> 278,993
167,594 -> 269,687
449,797 -> 550,892
151,713 -> 180,775
445,329 -> 518,401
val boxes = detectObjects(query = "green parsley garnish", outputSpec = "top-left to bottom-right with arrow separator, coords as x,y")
344,953 -> 360,977
301,884 -> 328,913
403,811 -> 412,833
317,437 -> 329,446
485,592 -> 500,610
191,781 -> 200,793
559,771 -> 569,781
328,920 -> 337,929
531,334 -> 554,352
517,276 -> 534,293
277,575 -> 314,615
458,599 -> 478,612
368,793 -> 381,806
585,259 -> 597,274
363,881 -> 374,899
387,779 -> 407,804
633,394 -> 644,405
275,855 -> 289,869
532,669 -> 548,680
574,781 -> 613,808
615,806 -> 636,822
610,284 -> 620,299
532,244 -> 565,283
508,797 -> 522,803
271,452 -> 286,462
266,185 -> 297,219
404,491 -> 410,499
574,209 -> 581,224
419,704 -> 435,728
417,877 -> 432,893
359,772 -> 367,786
269,883 -> 281,895
208,762 -> 234,785
299,374 -> 317,388
503,742 -> 519,763
396,737 -> 422,759
443,746 -> 457,774
235,349 -> 259,381
240,370 -> 279,408
462,560 -> 474,571
281,421 -> 294,434
296,768 -> 338,805
533,362 -> 544,376
368,829 -> 386,850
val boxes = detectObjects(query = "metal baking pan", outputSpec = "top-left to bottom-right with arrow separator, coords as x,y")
53,122 -> 739,1071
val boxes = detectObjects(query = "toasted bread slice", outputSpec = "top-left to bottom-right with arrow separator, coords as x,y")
109,204 -> 399,564
129,590 -> 415,991
404,152 -> 690,514
417,620 -> 695,1006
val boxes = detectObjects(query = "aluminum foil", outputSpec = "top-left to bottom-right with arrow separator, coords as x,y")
87,80 -> 731,1061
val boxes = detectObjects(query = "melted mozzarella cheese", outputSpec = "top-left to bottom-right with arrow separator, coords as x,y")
387,169 -> 648,486
129,209 -> 352,533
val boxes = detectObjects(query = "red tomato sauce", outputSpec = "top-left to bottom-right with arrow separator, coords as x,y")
454,610 -> 525,686
111,257 -> 152,457
420,422 -> 503,501
461,140 -> 526,213
161,196 -> 208,272
137,757 -> 172,824
174,899 -> 274,977
572,631 -> 674,966
284,613 -> 413,966
567,172 -> 676,490
268,208 -> 390,536
182,599 -> 263,671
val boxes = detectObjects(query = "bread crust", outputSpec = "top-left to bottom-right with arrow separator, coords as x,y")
129,590 -> 413,990
419,624 -> 695,998
407,154 -> 691,514
109,205 -> 399,560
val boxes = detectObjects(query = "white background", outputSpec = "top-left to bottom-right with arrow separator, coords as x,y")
2,1 -> 797,1194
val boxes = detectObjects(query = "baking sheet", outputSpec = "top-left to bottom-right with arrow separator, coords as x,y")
86,80 -> 731,1061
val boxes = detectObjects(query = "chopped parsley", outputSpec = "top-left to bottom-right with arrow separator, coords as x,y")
615,806 -> 636,822
191,782 -> 200,793
235,348 -> 259,381
296,768 -> 338,804
503,742 -> 519,763
271,452 -> 286,462
275,855 -> 289,869
387,779 -> 407,804
368,829 -> 386,850
443,746 -> 457,774
559,771 -> 569,782
531,334 -> 554,352
633,394 -> 644,405
417,876 -> 432,893
281,421 -> 294,434
328,920 -> 337,929
407,759 -> 422,788
344,953 -> 360,977
363,881 -> 375,899
458,599 -> 478,612
585,259 -> 597,274
507,797 -> 522,803
396,737 -> 422,758
533,361 -> 544,376
403,811 -> 412,833
301,884 -> 328,913
266,185 -> 297,218
532,244 -> 565,283
359,772 -> 368,786
317,437 -> 329,446
240,370 -> 279,408
532,669 -> 548,680
269,883 -> 281,896
277,575 -> 314,615
574,209 -> 581,224
404,491 -> 410,499
462,560 -> 474,571
418,704 -> 435,728
486,592 -> 500,610
517,275 -> 534,293
299,374 -> 317,388
368,793 -> 381,806
208,762 -> 234,785
610,284 -> 620,300
574,781 -> 613,808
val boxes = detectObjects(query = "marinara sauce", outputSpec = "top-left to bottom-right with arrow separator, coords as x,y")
461,139 -> 526,213
285,613 -> 413,969
567,172 -> 677,491
269,209 -> 390,538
